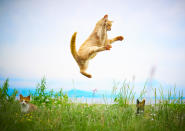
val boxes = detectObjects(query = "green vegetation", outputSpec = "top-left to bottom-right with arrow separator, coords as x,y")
31,77 -> 68,107
0,78 -> 184,131
0,78 -> 18,103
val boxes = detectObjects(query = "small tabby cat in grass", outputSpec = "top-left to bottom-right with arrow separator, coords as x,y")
136,99 -> 145,114
70,14 -> 124,78
19,94 -> 37,113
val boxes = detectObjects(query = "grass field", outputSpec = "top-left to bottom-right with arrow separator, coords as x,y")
0,78 -> 184,131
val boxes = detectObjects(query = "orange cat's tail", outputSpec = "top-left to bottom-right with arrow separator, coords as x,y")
70,32 -> 78,60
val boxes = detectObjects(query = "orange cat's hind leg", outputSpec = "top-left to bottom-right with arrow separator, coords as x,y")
79,61 -> 92,78
80,70 -> 92,78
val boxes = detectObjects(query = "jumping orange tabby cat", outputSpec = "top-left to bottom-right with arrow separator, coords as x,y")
70,14 -> 124,78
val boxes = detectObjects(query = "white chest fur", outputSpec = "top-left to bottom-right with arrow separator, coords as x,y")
21,103 -> 30,113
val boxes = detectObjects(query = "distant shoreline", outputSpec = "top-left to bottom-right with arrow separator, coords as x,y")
8,87 -> 185,104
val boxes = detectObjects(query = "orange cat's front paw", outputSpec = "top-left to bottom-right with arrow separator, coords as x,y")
105,44 -> 112,50
117,36 -> 124,41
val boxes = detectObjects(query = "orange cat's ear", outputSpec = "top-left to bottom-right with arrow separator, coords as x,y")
27,96 -> 30,100
20,94 -> 23,99
104,14 -> 108,19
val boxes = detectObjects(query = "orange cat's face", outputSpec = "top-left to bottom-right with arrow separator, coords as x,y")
106,21 -> 113,31
97,15 -> 112,31
20,94 -> 30,105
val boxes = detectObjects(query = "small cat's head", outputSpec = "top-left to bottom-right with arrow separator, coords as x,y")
136,99 -> 145,105
19,94 -> 30,106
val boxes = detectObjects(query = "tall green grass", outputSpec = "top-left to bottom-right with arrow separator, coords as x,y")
0,78 -> 184,131
30,77 -> 68,107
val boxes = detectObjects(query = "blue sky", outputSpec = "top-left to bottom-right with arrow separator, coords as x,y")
0,0 -> 185,95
